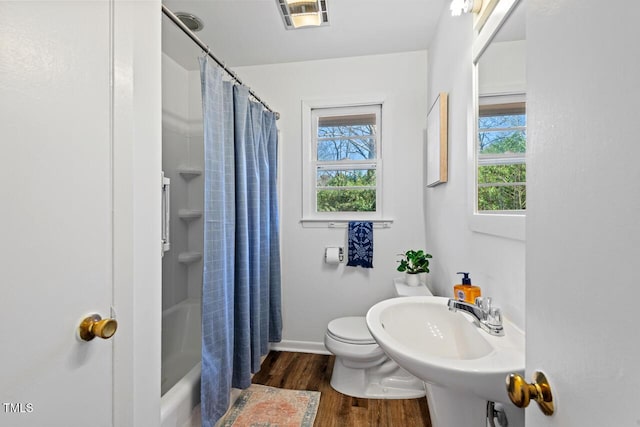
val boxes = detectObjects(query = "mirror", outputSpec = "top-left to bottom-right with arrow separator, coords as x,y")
474,0 -> 526,215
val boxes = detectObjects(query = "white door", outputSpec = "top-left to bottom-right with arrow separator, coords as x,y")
1,2 -> 115,425
525,1 -> 640,425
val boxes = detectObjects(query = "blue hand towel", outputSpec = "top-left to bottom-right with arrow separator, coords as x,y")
347,221 -> 374,268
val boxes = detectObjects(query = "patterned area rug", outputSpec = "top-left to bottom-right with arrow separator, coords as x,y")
220,384 -> 321,427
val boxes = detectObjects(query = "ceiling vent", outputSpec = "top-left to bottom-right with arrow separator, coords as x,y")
175,12 -> 204,32
276,0 -> 329,30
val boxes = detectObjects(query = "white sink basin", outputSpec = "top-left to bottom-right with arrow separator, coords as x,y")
366,296 -> 524,404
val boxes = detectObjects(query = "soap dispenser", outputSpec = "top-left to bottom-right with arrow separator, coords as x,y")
454,272 -> 481,303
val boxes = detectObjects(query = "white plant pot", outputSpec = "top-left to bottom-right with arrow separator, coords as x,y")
418,272 -> 428,286
406,273 -> 420,287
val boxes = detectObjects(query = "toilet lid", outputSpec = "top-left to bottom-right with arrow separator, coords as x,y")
327,316 -> 376,344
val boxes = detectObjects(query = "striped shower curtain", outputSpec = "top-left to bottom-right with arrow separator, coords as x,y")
199,57 -> 282,427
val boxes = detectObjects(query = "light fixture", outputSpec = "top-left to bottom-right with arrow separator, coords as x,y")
277,0 -> 329,30
450,0 -> 482,16
289,1 -> 320,27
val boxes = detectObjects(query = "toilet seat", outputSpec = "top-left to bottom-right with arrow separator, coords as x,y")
327,316 -> 376,345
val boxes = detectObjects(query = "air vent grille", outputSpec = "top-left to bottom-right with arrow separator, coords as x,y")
276,0 -> 329,30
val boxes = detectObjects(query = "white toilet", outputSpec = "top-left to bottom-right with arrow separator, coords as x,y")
324,278 -> 432,399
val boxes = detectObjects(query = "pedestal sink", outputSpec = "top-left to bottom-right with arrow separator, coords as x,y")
366,296 -> 524,427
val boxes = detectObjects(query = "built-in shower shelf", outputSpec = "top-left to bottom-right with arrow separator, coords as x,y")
178,252 -> 202,264
177,167 -> 202,180
178,209 -> 203,222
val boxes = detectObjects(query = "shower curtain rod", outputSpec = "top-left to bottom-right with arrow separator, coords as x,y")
162,4 -> 280,120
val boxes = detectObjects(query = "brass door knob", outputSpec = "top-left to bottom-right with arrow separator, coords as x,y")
79,314 -> 118,341
506,371 -> 554,416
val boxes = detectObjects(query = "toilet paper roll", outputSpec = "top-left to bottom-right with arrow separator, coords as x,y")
325,247 -> 342,264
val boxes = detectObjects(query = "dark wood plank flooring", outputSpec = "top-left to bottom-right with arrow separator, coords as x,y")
252,351 -> 432,427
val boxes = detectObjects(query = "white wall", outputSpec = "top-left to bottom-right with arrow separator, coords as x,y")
236,51 -> 429,350
425,10 -> 525,328
162,53 -> 204,310
479,40 -> 526,95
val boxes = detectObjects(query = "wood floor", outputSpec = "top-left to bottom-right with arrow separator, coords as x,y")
252,351 -> 432,427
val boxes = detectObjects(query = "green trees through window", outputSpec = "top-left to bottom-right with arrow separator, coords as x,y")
315,109 -> 379,212
317,170 -> 376,212
478,102 -> 526,211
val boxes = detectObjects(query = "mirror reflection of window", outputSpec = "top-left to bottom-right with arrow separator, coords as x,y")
478,96 -> 526,211
476,0 -> 526,214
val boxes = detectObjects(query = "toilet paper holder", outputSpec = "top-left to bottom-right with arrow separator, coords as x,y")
325,247 -> 344,263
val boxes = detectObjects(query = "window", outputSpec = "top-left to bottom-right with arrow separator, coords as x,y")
302,103 -> 383,221
477,95 -> 526,212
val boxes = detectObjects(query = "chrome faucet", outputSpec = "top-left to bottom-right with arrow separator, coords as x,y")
447,297 -> 504,336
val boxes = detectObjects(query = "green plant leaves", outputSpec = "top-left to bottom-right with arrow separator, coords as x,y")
397,249 -> 433,274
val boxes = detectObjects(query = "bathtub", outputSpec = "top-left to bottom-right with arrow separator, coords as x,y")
161,299 -> 202,427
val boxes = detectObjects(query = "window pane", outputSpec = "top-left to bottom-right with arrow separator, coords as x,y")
479,113 -> 526,130
478,164 -> 526,211
317,112 -> 377,161
307,104 -> 381,217
477,100 -> 526,212
317,189 -> 376,212
317,169 -> 376,187
317,138 -> 376,161
479,130 -> 526,154
319,125 -> 375,138
478,185 -> 526,211
478,163 -> 526,184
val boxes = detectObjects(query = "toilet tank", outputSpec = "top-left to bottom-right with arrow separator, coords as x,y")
393,277 -> 433,297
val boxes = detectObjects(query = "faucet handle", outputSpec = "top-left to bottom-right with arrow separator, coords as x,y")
487,307 -> 503,327
475,296 -> 492,313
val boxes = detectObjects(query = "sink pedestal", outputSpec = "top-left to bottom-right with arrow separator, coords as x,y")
424,383 -> 524,427
425,383 -> 487,427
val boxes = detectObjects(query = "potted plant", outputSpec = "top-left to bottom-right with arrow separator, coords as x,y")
397,250 -> 433,286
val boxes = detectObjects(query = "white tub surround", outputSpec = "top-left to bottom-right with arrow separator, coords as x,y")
161,299 -> 201,427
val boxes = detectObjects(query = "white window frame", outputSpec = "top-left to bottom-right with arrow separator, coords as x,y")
469,0 -> 525,241
301,97 -> 390,226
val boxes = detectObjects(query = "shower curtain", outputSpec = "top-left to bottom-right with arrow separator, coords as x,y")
199,58 -> 282,427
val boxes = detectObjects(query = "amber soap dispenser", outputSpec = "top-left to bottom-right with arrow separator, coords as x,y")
454,272 -> 481,303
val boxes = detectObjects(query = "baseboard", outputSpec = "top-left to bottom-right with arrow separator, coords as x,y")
270,340 -> 331,355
